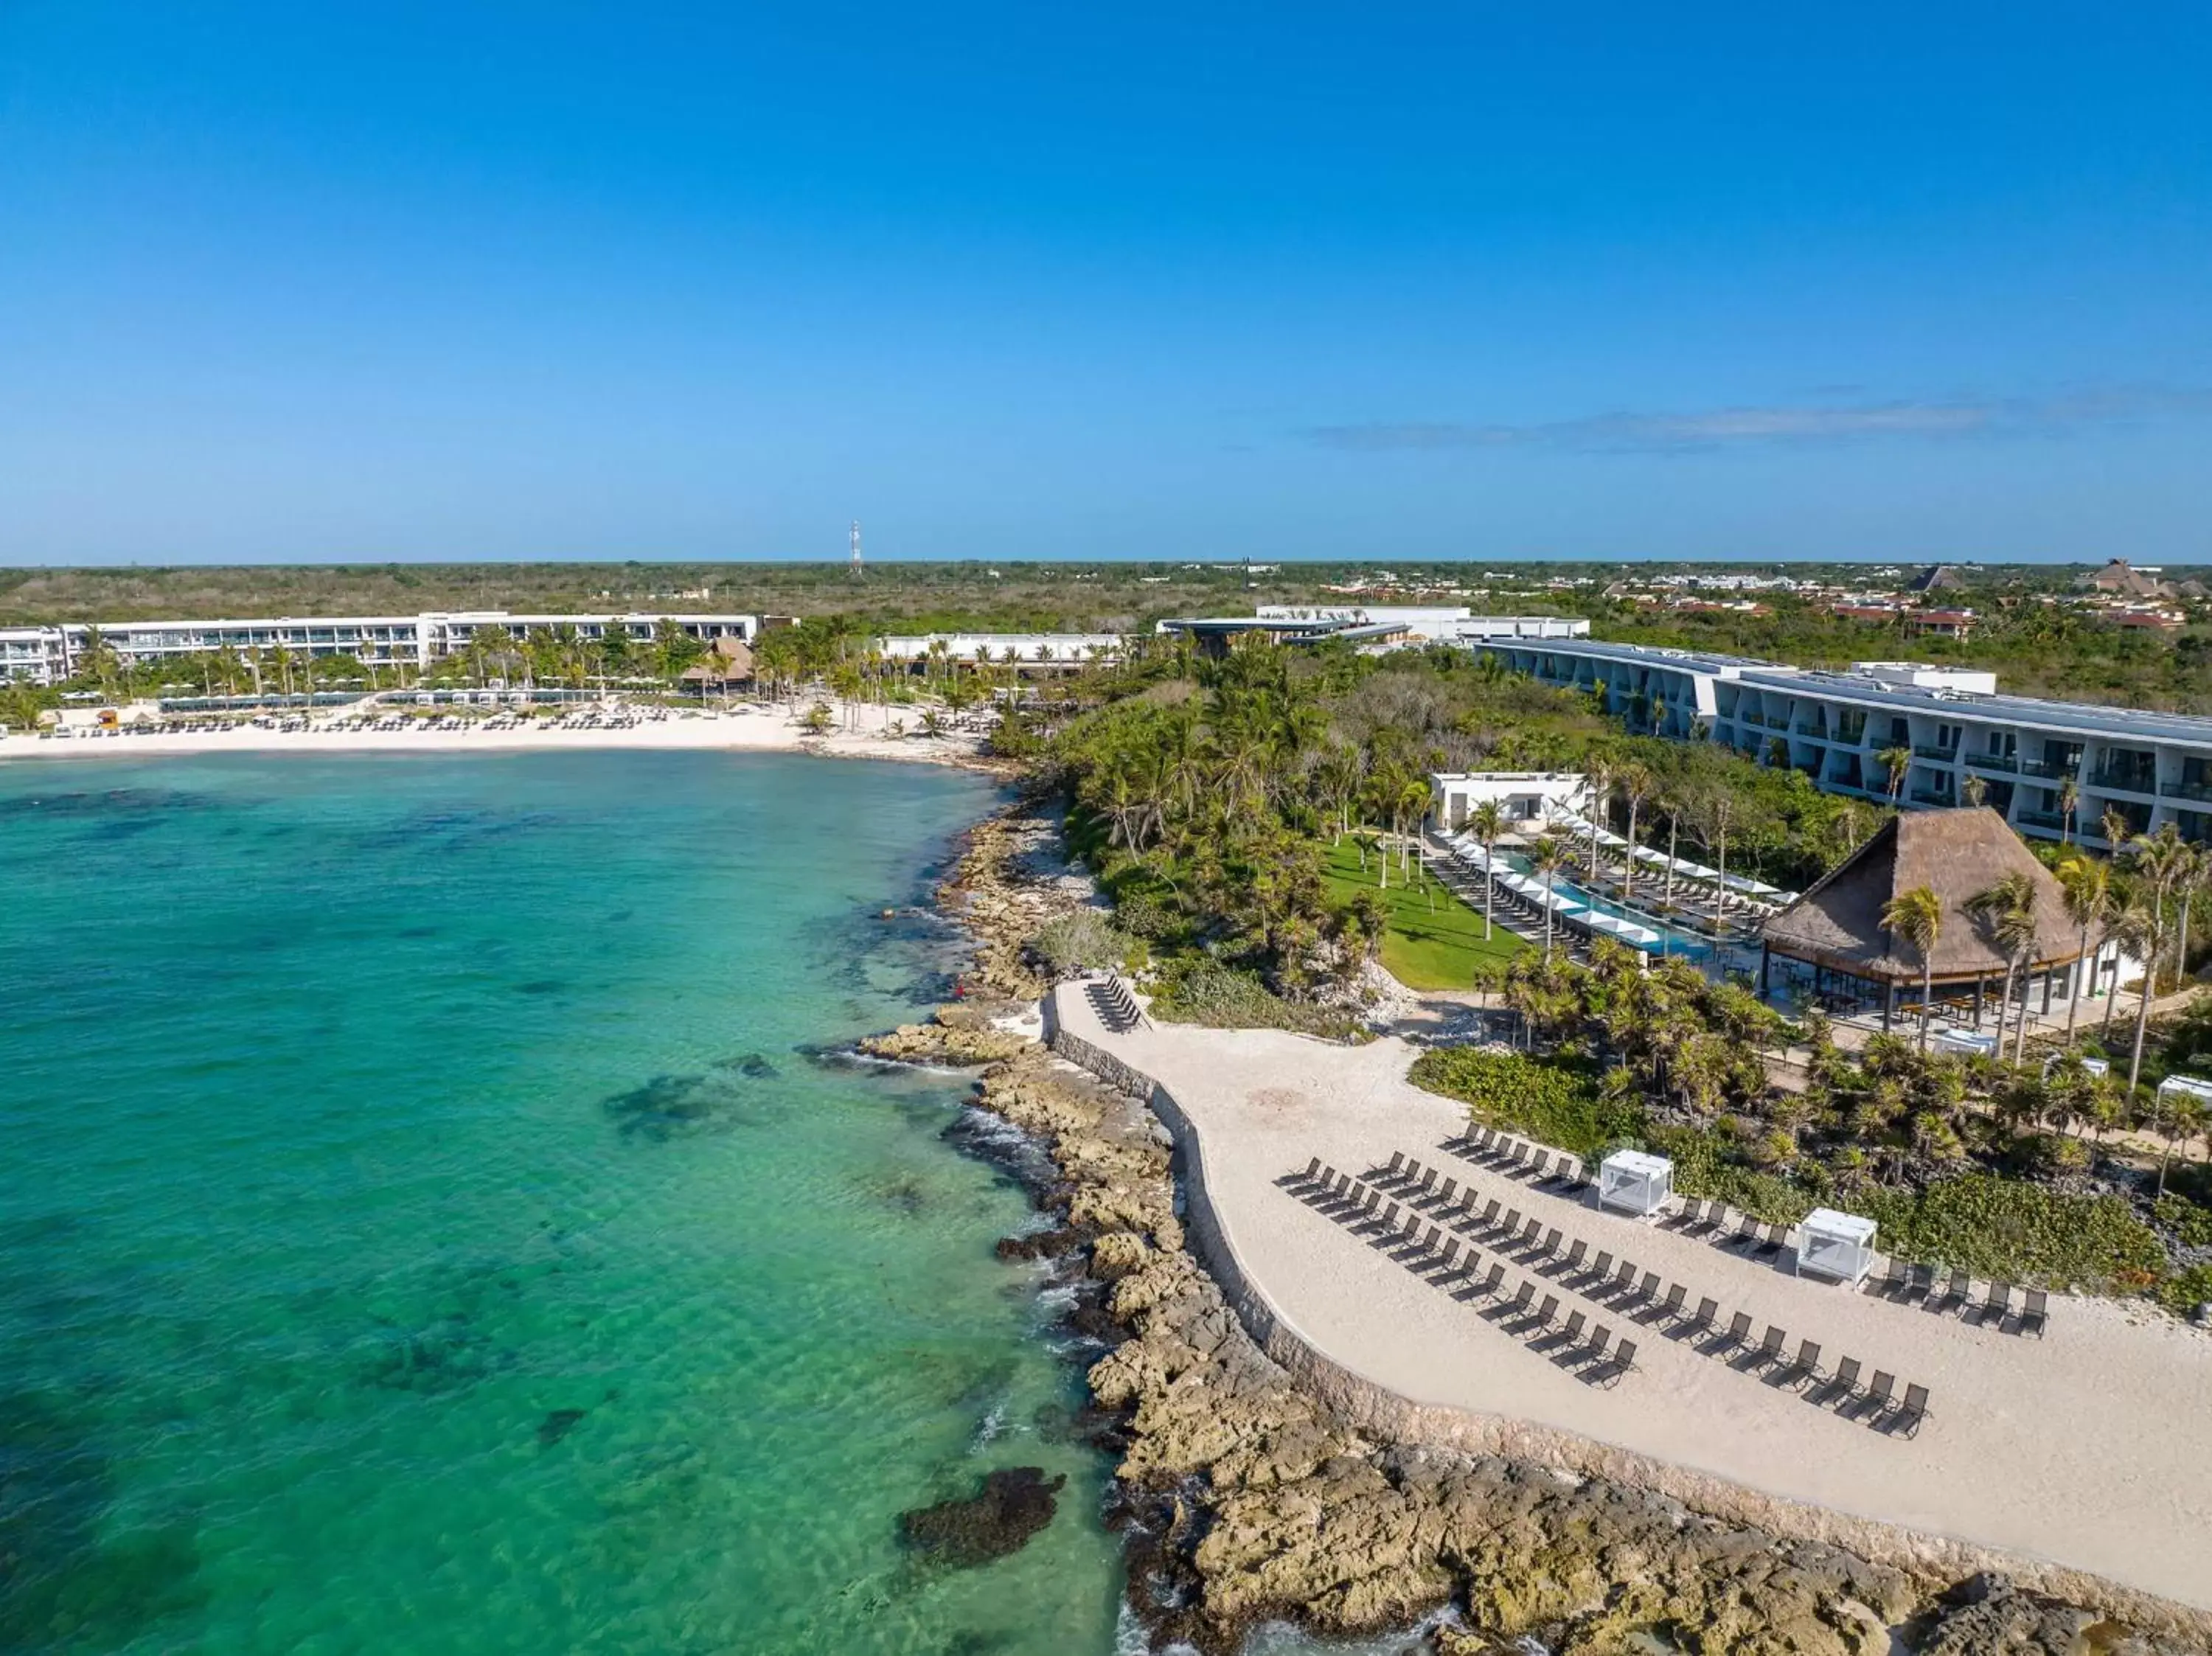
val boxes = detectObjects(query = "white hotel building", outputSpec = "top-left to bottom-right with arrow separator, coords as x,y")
1470,637 -> 2212,849
0,612 -> 759,686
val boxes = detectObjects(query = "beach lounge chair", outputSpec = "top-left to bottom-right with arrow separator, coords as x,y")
1784,1340 -> 1823,1388
1508,1281 -> 1534,1317
1535,1293 -> 1559,1328
1939,1268 -> 1972,1312
2021,1288 -> 2049,1338
1386,1152 -> 1406,1178
1562,1239 -> 1588,1272
1399,1211 -> 1422,1241
1474,1262 -> 1504,1297
1982,1281 -> 2013,1326
1865,1370 -> 1897,1419
1756,1222 -> 1790,1257
1479,1199 -> 1502,1229
1717,1312 -> 1753,1351
1505,1139 -> 1531,1168
1380,1203 -> 1402,1229
1518,1216 -> 1543,1248
1905,1262 -> 1934,1304
1637,1270 -> 1662,1303
1562,1309 -> 1586,1344
1540,1226 -> 1562,1256
1750,1326 -> 1787,1369
1502,1208 -> 1523,1236
1685,1295 -> 1718,1334
1729,1212 -> 1761,1250
1438,1177 -> 1458,1204
1301,1157 -> 1321,1182
1584,1326 -> 1612,1366
1437,1239 -> 1462,1273
1612,1259 -> 1638,1294
1527,1149 -> 1552,1180
1554,1155 -> 1585,1190
1825,1357 -> 1863,1402
1599,1338 -> 1638,1386
1417,1222 -> 1439,1251
1419,1166 -> 1439,1192
1896,1384 -> 1930,1438
1590,1250 -> 1613,1282
1470,1126 -> 1494,1152
1658,1283 -> 1686,1321
1877,1257 -> 1907,1298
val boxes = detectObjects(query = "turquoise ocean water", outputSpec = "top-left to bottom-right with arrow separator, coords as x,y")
0,751 -> 1130,1656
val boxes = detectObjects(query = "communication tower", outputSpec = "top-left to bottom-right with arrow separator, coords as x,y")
849,521 -> 863,578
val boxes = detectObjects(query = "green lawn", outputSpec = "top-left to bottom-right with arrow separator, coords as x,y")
1322,838 -> 1523,991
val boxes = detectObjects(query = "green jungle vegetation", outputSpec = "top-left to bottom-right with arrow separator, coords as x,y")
1408,944 -> 2212,1312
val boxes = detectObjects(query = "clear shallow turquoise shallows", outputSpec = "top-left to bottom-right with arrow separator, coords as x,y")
0,751 -> 1126,1656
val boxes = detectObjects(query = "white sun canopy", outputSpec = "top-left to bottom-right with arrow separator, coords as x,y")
1795,1208 -> 1879,1286
1597,1150 -> 1672,1217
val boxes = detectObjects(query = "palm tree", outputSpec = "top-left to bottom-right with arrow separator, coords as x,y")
1527,835 -> 1565,964
2055,855 -> 2111,1039
2172,843 -> 2207,994
2057,775 -> 2081,845
1961,773 -> 1987,808
1882,885 -> 1944,1052
2115,899 -> 2168,1096
1618,763 -> 1655,900
1877,746 -> 1912,804
1583,756 -> 1613,879
1966,873 -> 2040,1065
1470,799 -> 1505,942
2101,804 -> 2132,853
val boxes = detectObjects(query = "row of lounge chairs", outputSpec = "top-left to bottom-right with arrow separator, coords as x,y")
1660,1197 -> 2049,1337
1290,1162 -> 1638,1386
1427,1129 -> 1588,1191
1084,974 -> 1147,1034
1338,1152 -> 1935,1438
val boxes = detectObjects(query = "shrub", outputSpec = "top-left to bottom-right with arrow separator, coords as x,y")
1646,1126 -> 1815,1224
1148,959 -> 1366,1041
2155,1262 -> 2212,1318
1407,1048 -> 1638,1159
2153,1193 -> 2212,1250
1028,909 -> 1134,975
1857,1175 -> 2168,1293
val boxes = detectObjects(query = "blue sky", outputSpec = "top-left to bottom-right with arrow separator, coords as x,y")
2,2 -> 2208,565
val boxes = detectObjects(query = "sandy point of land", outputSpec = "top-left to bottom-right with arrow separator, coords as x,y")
0,699 -> 996,770
1054,987 -> 2212,1615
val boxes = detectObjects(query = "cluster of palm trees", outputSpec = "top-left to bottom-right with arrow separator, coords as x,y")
1878,813 -> 2211,1099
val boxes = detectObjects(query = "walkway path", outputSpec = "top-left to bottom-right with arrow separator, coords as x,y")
1053,986 -> 2212,1614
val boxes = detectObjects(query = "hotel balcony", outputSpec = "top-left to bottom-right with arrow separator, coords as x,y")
2020,759 -> 2078,781
1912,744 -> 1959,762
2016,807 -> 2073,832
1910,787 -> 1958,807
2089,768 -> 2159,796
1962,751 -> 2020,774
2160,778 -> 2212,804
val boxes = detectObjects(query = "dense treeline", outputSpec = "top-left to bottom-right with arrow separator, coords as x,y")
1038,635 -> 1887,1009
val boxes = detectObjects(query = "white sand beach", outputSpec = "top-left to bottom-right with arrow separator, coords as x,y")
0,700 -> 992,770
1053,986 -> 2212,1613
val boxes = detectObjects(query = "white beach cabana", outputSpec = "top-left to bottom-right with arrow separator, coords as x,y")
1794,1208 -> 1879,1286
1933,1029 -> 2001,1059
1597,1149 -> 1673,1218
2043,1052 -> 2112,1079
2157,1074 -> 2212,1113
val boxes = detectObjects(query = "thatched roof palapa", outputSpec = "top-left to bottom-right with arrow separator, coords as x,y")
1761,807 -> 2082,985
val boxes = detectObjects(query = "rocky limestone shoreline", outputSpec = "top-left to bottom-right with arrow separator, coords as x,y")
873,799 -> 2209,1655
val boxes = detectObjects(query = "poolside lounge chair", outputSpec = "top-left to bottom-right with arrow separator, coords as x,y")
1750,1325 -> 1787,1369
2021,1288 -> 2049,1338
1982,1281 -> 2013,1325
1562,1239 -> 1588,1272
1658,1283 -> 1686,1321
1717,1312 -> 1753,1351
1896,1384 -> 1930,1438
1637,1270 -> 1662,1303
